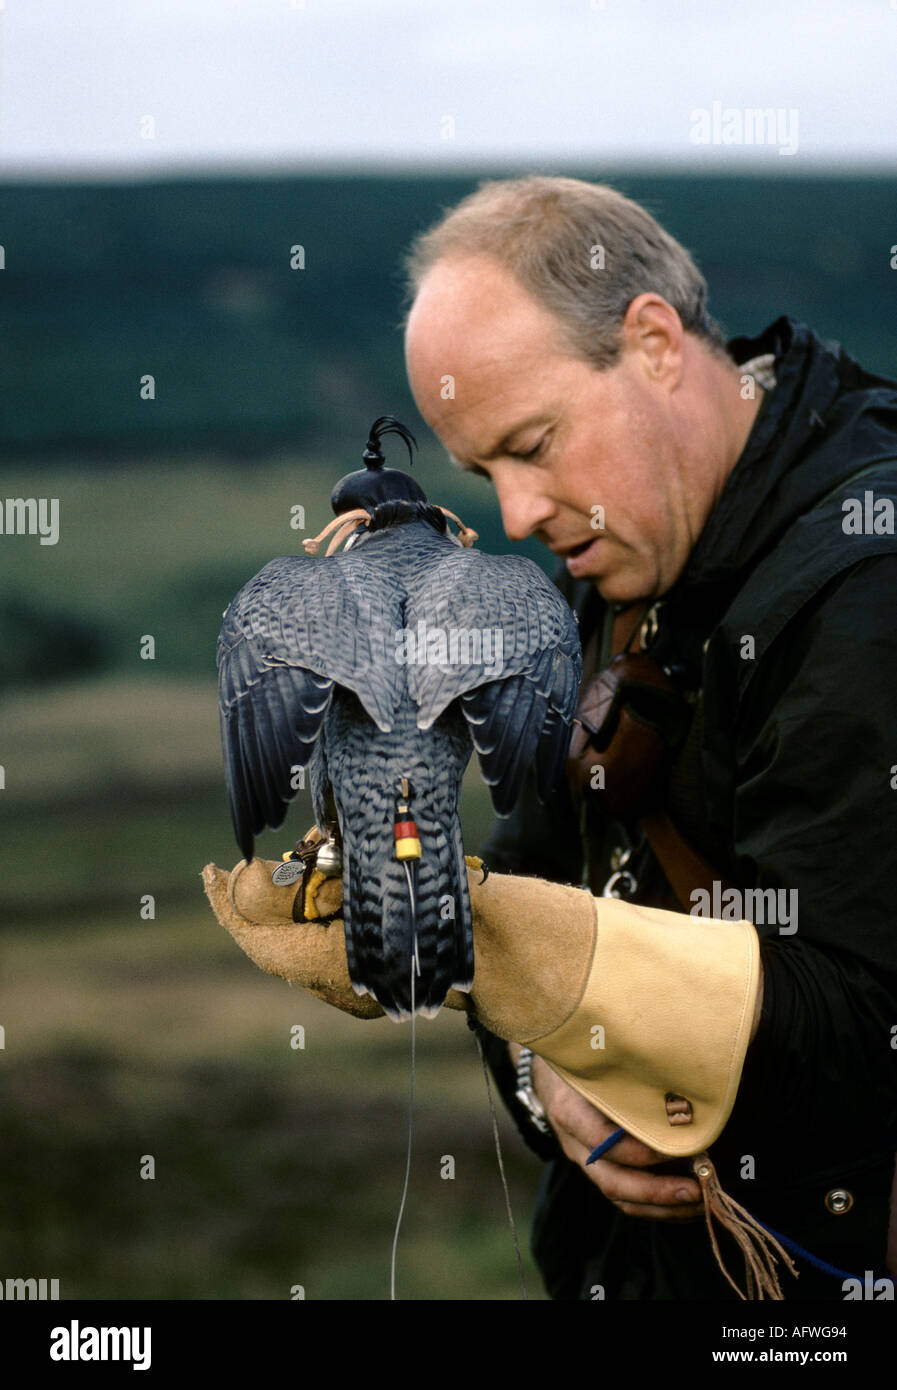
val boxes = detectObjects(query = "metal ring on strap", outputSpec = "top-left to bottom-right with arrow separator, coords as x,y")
601,868 -> 637,899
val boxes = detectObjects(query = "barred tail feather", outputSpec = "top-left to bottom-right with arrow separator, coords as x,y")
341,816 -> 473,1021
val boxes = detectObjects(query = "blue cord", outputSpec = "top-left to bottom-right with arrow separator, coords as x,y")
585,1128 -> 892,1287
750,1219 -> 889,1286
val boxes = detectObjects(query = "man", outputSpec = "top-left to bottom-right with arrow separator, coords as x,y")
401,175 -> 897,1299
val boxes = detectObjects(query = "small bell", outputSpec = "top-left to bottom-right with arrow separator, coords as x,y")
315,838 -> 342,877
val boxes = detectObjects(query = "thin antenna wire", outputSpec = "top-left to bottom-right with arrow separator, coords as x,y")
389,953 -> 416,1301
474,1028 -> 528,1299
404,861 -> 421,977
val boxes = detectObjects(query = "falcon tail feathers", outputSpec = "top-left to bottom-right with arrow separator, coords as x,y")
341,815 -> 474,1020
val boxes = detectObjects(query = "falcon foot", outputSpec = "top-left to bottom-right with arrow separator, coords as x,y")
464,854 -> 489,884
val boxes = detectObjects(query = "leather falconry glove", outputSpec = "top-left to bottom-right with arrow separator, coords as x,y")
202,854 -> 795,1300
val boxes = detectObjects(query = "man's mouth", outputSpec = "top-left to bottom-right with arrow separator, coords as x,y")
563,536 -> 603,577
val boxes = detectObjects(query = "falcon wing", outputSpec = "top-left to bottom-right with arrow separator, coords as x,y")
217,552 -> 404,858
403,549 -> 582,814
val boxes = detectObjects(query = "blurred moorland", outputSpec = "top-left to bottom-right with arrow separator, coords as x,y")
0,171 -> 895,1299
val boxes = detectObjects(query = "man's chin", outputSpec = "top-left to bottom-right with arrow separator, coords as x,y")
565,543 -> 619,596
584,567 -> 654,609
556,537 -> 658,606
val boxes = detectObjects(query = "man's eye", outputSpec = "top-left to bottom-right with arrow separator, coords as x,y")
514,438 -> 546,461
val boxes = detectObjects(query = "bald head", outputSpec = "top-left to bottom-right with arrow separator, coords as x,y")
405,254 -> 580,473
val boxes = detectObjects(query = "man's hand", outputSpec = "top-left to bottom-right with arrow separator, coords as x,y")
512,1043 -> 703,1220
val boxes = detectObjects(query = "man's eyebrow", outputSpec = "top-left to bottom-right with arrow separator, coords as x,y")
448,453 -> 489,478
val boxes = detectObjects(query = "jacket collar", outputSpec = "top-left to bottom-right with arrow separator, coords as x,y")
675,316 -> 846,595
562,316 -> 897,631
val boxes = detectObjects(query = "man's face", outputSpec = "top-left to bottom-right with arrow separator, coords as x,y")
404,255 -> 716,605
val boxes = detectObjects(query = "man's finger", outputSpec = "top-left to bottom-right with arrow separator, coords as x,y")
609,1199 -> 705,1222
562,1134 -> 703,1216
588,1156 -> 702,1209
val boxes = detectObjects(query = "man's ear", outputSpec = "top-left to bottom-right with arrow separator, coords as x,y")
620,293 -> 684,388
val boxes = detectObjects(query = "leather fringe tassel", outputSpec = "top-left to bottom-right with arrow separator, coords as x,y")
435,505 -> 478,547
693,1151 -> 798,1300
302,508 -> 372,556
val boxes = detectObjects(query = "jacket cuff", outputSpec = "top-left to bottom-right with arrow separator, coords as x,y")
474,1024 -> 563,1163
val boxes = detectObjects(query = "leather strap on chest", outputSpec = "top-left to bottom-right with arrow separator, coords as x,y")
566,603 -> 736,909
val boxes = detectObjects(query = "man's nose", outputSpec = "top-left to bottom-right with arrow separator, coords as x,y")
491,466 -> 556,542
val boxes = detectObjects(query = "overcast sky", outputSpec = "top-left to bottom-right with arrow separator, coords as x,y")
2,0 -> 895,179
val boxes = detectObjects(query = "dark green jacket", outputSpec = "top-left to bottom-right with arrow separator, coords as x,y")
481,317 -> 897,1300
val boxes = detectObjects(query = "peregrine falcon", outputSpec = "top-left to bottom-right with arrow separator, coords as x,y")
217,417 -> 581,1019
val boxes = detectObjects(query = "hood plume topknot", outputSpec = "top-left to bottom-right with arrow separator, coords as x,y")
330,416 -> 427,516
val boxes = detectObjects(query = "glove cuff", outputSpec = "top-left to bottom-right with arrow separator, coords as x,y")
527,894 -> 760,1156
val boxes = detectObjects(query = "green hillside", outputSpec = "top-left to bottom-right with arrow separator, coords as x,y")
1,171 -> 895,459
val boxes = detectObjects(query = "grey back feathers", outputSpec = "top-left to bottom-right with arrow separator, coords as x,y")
217,521 -> 581,862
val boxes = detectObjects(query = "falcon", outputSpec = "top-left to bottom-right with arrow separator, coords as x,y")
217,416 -> 582,1019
